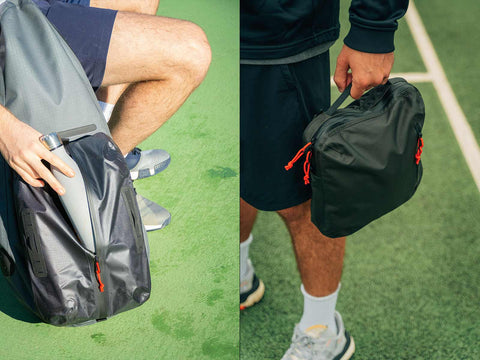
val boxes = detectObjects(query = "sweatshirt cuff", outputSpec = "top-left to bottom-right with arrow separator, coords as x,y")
344,23 -> 396,54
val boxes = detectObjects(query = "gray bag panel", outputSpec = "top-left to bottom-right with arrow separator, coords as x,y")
0,0 -> 109,137
0,0 -> 110,268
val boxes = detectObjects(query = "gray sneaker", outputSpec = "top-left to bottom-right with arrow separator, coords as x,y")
282,312 -> 355,360
126,148 -> 171,180
136,193 -> 171,231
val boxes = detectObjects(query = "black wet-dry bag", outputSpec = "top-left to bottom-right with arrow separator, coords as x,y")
0,0 -> 151,326
286,78 -> 425,238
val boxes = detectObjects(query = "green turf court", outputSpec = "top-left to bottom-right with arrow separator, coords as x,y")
240,2 -> 480,359
415,0 -> 480,144
0,1 -> 239,359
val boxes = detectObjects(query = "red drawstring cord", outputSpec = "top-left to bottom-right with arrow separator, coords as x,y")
285,142 -> 312,186
303,150 -> 312,185
415,137 -> 424,165
285,142 -> 312,170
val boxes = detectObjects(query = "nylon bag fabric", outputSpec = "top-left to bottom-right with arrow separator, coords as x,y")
291,78 -> 425,238
14,134 -> 151,325
0,0 -> 151,325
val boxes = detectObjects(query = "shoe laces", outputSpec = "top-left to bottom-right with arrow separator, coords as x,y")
131,147 -> 141,156
283,327 -> 335,360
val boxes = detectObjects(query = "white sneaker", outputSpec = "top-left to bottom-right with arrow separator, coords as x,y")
136,193 -> 171,231
282,311 -> 355,360
240,259 -> 265,310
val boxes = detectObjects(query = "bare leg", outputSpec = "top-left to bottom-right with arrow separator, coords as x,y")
277,200 -> 345,297
91,0 -> 160,106
96,84 -> 129,106
240,198 -> 257,242
99,12 -> 211,154
91,0 -> 159,14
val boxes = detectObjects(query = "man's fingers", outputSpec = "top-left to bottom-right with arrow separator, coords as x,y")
38,146 -> 75,178
350,81 -> 368,99
345,72 -> 353,92
31,159 -> 66,195
333,56 -> 349,92
12,164 -> 45,188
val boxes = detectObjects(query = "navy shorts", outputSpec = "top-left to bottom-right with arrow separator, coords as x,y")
33,0 -> 117,89
240,52 -> 331,211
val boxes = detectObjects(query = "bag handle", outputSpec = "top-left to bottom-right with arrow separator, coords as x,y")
326,80 -> 397,116
57,124 -> 97,140
325,83 -> 352,115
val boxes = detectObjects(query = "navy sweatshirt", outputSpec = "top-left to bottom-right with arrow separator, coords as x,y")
241,0 -> 409,60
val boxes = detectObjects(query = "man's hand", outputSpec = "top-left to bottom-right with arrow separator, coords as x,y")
0,110 -> 75,195
334,45 -> 394,99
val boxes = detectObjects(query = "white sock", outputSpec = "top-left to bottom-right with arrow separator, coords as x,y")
240,234 -> 253,281
298,283 -> 341,334
98,101 -> 128,157
98,101 -> 115,122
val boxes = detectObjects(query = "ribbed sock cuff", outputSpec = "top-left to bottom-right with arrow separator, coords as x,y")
300,283 -> 341,302
240,233 -> 253,248
298,283 -> 341,333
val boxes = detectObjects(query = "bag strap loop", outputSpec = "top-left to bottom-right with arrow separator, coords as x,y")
325,83 -> 352,115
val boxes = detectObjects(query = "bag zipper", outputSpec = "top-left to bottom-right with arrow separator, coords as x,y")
286,82 -> 414,184
314,82 -> 413,142
65,142 -> 108,320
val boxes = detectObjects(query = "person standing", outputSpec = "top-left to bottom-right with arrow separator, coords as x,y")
240,0 -> 408,358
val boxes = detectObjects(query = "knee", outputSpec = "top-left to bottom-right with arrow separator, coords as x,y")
175,21 -> 212,88
277,202 -> 310,224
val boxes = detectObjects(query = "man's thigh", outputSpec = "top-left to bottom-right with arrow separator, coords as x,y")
90,0 -> 158,14
101,12 -> 208,86
240,52 -> 331,211
34,0 -> 117,89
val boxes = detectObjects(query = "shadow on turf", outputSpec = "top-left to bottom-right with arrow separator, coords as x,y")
0,275 -> 40,323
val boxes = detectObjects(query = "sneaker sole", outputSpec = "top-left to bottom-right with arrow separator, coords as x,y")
240,279 -> 265,310
130,158 -> 171,181
334,333 -> 355,360
144,216 -> 171,232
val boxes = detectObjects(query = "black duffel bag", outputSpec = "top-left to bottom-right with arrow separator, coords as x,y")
285,78 -> 425,238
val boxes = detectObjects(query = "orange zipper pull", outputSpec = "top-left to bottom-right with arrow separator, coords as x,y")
415,137 -> 424,165
95,259 -> 105,293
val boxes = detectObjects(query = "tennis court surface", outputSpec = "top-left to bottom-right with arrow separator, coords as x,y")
241,1 -> 480,359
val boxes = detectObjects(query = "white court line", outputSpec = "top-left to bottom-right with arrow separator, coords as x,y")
406,1 -> 480,192
329,4 -> 480,192
330,72 -> 432,86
